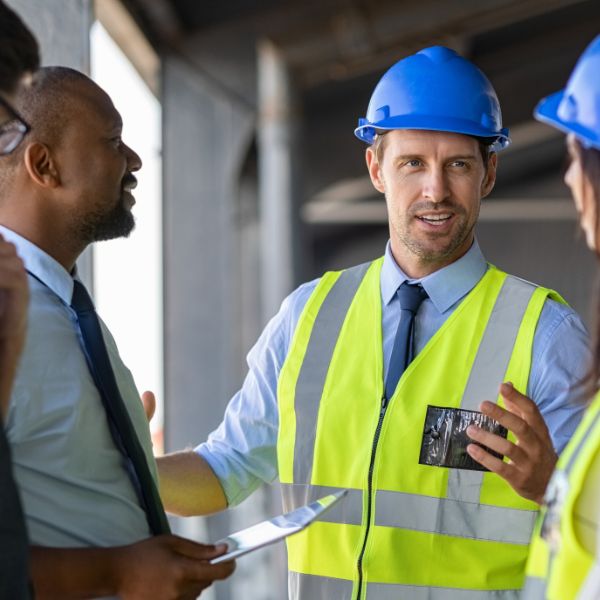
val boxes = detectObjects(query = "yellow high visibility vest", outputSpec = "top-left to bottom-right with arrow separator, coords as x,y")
277,258 -> 562,600
523,393 -> 600,599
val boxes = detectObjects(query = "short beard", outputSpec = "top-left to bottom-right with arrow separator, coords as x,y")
78,197 -> 135,244
394,199 -> 478,263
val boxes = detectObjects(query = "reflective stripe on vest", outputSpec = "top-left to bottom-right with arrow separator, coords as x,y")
282,483 -> 536,545
278,260 -> 556,599
447,276 -> 538,505
522,575 -> 548,599
289,572 -> 522,600
293,262 -> 371,485
523,397 -> 600,599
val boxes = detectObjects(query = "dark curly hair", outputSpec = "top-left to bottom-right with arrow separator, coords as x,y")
0,1 -> 39,94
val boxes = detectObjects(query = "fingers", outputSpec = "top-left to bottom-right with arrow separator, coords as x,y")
171,537 -> 235,581
180,556 -> 234,581
477,400 -> 540,447
0,253 -> 27,281
466,425 -> 527,464
466,385 -> 557,504
195,556 -> 235,582
495,382 -> 553,448
0,240 -> 28,291
500,382 -> 550,432
0,235 -> 15,253
466,443 -> 516,478
116,536 -> 235,599
0,240 -> 29,340
165,535 -> 228,562
141,390 -> 156,422
0,239 -> 22,265
471,399 -> 547,467
0,264 -> 28,293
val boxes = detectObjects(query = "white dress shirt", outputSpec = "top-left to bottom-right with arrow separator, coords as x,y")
2,225 -> 155,547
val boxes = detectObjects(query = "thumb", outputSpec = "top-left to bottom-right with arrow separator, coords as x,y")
141,390 -> 156,423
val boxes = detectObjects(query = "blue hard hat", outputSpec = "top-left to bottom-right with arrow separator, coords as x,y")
354,46 -> 510,151
534,35 -> 600,151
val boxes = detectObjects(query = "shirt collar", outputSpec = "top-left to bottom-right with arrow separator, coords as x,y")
0,225 -> 74,306
381,239 -> 488,314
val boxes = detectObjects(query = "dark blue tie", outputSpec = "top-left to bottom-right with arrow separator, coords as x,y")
385,282 -> 428,400
71,279 -> 170,535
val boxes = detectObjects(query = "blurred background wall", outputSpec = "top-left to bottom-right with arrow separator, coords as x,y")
7,1 -> 600,598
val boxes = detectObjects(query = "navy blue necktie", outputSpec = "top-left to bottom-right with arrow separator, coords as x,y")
385,282 -> 428,400
71,280 -> 170,535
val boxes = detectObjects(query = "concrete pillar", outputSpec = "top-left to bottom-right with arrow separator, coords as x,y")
6,0 -> 93,69
162,52 -> 254,462
162,53 -> 257,600
257,39 -> 303,322
162,44 -> 292,597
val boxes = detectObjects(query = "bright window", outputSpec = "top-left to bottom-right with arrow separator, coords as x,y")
90,22 -> 164,451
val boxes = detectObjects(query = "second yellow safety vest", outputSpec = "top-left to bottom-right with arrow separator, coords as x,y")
523,392 -> 600,599
277,258 -> 562,600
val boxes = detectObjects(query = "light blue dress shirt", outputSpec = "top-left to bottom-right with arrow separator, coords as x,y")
2,225 -> 156,547
197,241 -> 591,506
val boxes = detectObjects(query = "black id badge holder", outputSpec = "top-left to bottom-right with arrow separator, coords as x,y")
419,405 -> 508,471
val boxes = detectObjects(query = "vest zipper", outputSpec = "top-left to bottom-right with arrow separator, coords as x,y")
355,394 -> 389,600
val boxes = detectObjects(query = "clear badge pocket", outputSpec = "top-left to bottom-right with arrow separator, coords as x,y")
419,405 -> 508,471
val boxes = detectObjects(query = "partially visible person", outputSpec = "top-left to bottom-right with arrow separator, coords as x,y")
3,66 -> 234,599
523,34 -> 600,600
158,46 -> 590,599
0,0 -> 36,420
0,1 -> 38,597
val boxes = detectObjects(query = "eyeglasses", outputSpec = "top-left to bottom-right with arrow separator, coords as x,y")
0,95 -> 30,156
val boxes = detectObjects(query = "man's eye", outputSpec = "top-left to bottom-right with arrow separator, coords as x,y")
450,160 -> 467,168
406,159 -> 421,167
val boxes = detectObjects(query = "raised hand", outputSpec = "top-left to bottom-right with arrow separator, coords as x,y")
466,382 -> 558,504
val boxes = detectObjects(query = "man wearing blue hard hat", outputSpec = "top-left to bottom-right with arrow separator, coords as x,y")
524,35 -> 600,600
158,46 -> 589,598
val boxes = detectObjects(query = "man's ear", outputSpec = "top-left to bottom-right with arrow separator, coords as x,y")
366,146 -> 386,194
23,142 -> 60,188
481,152 -> 498,199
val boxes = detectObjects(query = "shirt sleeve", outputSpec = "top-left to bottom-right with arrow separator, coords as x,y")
195,279 -> 319,507
528,298 -> 591,453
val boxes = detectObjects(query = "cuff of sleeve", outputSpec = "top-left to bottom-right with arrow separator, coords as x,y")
195,444 -> 261,507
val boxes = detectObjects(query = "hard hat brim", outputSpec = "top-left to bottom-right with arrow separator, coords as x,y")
354,119 -> 510,151
535,89 -> 600,151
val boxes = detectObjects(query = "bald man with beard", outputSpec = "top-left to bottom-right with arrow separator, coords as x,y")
2,66 -> 234,599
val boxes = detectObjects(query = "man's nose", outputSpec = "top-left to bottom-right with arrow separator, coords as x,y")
422,167 -> 449,203
124,143 -> 142,172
